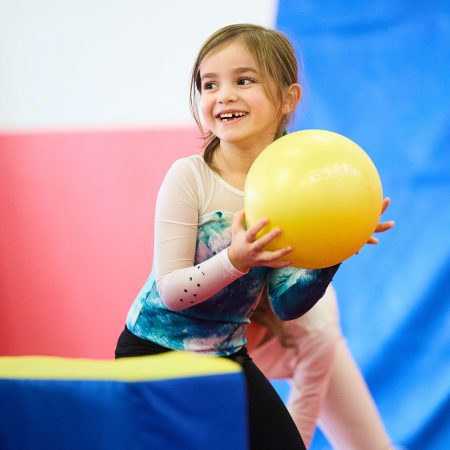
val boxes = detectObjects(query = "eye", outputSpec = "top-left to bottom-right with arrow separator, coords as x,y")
237,77 -> 255,86
203,81 -> 217,90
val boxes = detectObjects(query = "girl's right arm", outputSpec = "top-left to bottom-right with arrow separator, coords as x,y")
154,159 -> 246,310
155,159 -> 293,311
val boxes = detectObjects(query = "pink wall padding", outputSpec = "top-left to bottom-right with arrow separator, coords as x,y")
0,128 -> 200,358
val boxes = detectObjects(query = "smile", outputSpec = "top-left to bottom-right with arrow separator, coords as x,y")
217,111 -> 248,121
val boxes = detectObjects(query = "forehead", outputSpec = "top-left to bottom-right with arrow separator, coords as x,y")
199,40 -> 258,75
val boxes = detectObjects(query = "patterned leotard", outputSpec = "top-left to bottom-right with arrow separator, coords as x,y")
126,155 -> 338,356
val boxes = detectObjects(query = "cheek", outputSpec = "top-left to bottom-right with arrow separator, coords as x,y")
200,95 -> 214,120
249,91 -> 279,118
265,102 -> 283,124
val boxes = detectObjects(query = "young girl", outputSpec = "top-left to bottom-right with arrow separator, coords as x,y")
115,23 -> 392,450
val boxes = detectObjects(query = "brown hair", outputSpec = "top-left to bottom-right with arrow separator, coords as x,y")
251,289 -> 296,348
189,23 -> 299,168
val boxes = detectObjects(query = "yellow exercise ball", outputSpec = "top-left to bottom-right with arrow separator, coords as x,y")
244,130 -> 383,269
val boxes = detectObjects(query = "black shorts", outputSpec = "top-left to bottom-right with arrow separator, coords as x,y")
115,326 -> 305,450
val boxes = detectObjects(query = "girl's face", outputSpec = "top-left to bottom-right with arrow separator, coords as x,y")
199,40 -> 283,151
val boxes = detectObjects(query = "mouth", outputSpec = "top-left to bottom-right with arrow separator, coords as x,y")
216,111 -> 248,122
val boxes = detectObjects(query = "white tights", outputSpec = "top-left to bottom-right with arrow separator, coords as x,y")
247,286 -> 394,450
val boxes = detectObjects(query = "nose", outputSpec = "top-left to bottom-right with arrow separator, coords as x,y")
217,84 -> 238,103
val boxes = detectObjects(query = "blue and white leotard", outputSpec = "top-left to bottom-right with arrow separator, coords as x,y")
126,155 -> 339,356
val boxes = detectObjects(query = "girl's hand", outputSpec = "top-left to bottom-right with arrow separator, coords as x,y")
366,197 -> 395,244
228,209 -> 293,273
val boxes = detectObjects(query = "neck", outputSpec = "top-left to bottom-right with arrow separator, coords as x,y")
211,141 -> 270,191
216,136 -> 275,175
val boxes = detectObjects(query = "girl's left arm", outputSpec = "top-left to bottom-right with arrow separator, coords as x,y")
267,265 -> 340,321
268,197 -> 394,321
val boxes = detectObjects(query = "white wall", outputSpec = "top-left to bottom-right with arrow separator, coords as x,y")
0,0 -> 277,131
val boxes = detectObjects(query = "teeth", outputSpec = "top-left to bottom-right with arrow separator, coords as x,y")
219,112 -> 246,120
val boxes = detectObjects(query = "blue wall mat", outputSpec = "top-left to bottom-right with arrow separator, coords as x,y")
276,2 -> 450,449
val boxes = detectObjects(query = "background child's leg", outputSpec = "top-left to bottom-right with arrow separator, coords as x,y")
286,321 -> 340,447
318,340 -> 394,450
249,286 -> 395,449
249,286 -> 341,448
285,286 -> 342,447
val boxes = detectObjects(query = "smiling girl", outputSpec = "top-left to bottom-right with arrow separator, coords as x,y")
115,24 -> 392,450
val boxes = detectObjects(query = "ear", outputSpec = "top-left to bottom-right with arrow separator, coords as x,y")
282,83 -> 302,114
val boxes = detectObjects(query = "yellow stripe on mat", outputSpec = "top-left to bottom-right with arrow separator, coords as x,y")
0,353 -> 240,382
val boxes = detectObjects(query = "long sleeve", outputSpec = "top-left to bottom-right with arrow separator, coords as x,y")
153,158 -> 246,311
267,264 -> 340,320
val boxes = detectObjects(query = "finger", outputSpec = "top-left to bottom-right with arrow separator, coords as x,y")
374,220 -> 395,233
254,226 -> 283,248
266,259 -> 293,269
245,218 -> 269,242
366,236 -> 379,245
381,197 -> 390,215
232,208 -> 246,231
262,246 -> 293,262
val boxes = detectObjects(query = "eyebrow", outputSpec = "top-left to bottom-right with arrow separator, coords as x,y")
200,67 -> 258,80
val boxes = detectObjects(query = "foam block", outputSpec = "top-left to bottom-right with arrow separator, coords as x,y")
0,353 -> 248,450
